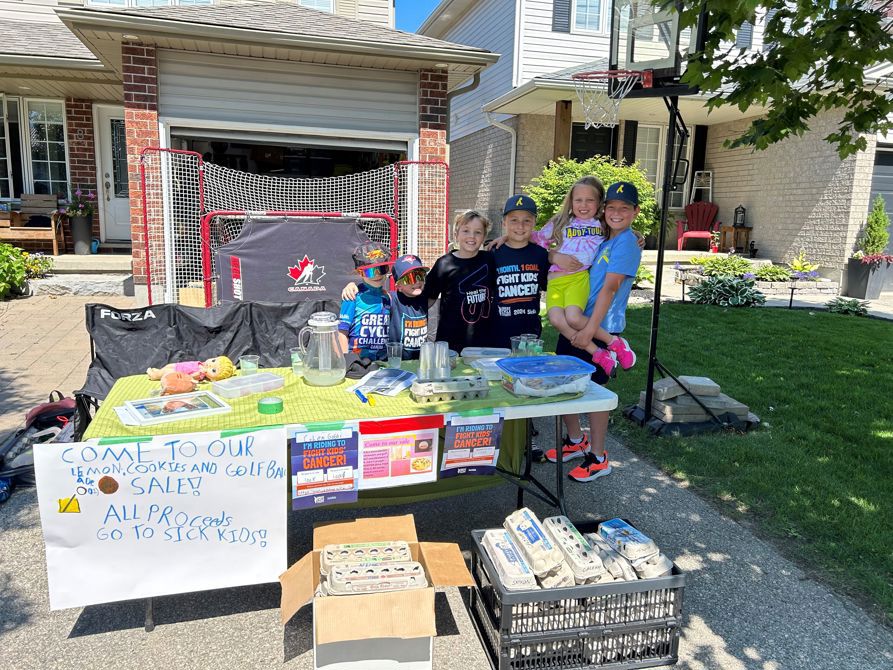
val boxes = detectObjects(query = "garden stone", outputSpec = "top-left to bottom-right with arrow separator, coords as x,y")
678,375 -> 721,396
650,377 -> 685,401
640,391 -> 749,416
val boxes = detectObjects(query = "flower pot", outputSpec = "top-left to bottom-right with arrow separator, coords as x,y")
70,216 -> 92,255
710,245 -> 719,253
845,257 -> 891,299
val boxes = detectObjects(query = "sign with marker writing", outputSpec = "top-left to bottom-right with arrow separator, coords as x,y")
289,424 -> 358,510
34,428 -> 287,610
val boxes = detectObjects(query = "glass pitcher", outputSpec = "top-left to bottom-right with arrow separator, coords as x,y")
298,312 -> 347,386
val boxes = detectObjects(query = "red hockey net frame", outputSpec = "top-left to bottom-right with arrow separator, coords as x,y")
139,148 -> 448,306
200,210 -> 398,308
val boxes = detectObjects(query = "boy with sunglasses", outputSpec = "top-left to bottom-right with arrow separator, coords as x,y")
337,242 -> 392,361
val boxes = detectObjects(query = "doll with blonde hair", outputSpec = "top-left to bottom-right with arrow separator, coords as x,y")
147,356 -> 235,382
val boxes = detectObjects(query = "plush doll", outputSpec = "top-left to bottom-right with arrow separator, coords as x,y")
159,371 -> 198,396
147,356 -> 235,383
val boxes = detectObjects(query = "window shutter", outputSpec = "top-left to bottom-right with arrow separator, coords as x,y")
622,120 -> 638,165
763,8 -> 778,52
735,21 -> 753,50
553,0 -> 572,33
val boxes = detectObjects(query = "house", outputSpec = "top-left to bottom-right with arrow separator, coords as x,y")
420,0 -> 893,282
0,0 -> 497,301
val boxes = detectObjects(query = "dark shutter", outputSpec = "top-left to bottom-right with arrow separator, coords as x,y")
611,125 -> 620,160
553,0 -> 572,33
622,120 -> 638,164
735,21 -> 753,50
690,125 -> 708,199
570,124 -> 615,160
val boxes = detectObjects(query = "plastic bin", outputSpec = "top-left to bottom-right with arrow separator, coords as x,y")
467,529 -> 684,670
211,372 -> 284,398
496,356 -> 595,398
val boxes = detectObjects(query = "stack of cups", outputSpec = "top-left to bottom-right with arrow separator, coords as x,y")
433,341 -> 451,380
418,342 -> 435,381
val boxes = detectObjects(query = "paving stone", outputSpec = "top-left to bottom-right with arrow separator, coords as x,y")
651,377 -> 685,401
678,375 -> 721,396
672,392 -> 749,413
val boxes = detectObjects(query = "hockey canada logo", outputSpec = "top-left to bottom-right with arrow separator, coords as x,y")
287,255 -> 327,293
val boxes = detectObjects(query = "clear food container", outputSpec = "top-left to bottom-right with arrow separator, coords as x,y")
496,355 -> 595,397
470,356 -> 506,381
460,347 -> 511,363
211,371 -> 285,398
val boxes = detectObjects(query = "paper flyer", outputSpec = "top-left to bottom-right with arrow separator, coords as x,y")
348,367 -> 416,397
358,415 -> 443,489
440,412 -> 503,477
288,424 -> 359,510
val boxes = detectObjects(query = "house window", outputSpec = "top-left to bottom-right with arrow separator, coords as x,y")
0,96 -> 11,198
298,0 -> 334,12
26,100 -> 69,197
573,0 -> 605,33
634,125 -> 661,186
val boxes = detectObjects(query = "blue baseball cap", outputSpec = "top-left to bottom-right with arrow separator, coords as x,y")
503,194 -> 537,217
604,182 -> 639,206
393,254 -> 427,280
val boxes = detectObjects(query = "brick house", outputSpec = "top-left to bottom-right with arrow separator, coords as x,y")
420,0 -> 893,283
1,0 -> 497,299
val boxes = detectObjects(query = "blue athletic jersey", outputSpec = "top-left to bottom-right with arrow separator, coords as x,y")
338,283 -> 390,359
584,229 -> 641,333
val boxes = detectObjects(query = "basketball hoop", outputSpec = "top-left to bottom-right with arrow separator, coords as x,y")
572,68 -> 652,129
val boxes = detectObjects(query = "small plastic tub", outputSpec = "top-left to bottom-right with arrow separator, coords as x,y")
470,357 -> 506,381
461,347 -> 511,363
496,355 -> 595,397
211,371 -> 285,398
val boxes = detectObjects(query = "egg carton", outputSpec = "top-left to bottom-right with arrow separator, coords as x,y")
320,541 -> 412,575
585,533 -> 638,582
503,508 -> 564,577
410,376 -> 490,404
481,529 -> 538,591
322,561 -> 428,596
536,560 -> 575,589
597,518 -> 660,563
633,552 -> 674,579
543,516 -> 606,583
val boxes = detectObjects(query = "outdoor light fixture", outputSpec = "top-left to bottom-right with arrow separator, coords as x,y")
122,34 -> 139,40
734,204 -> 747,228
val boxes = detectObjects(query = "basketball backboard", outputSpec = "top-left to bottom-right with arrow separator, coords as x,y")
609,0 -> 706,97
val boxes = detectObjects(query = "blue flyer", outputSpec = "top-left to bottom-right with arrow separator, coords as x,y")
289,425 -> 358,510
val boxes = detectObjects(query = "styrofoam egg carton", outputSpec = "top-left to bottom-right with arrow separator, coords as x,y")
320,541 -> 412,575
481,529 -> 538,591
543,516 -> 606,583
325,561 -> 427,595
503,508 -> 564,577
597,518 -> 660,562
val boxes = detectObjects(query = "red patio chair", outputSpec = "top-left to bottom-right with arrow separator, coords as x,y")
676,201 -> 720,250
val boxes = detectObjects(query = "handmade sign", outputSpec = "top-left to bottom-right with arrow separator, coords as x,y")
358,415 -> 443,489
289,423 -> 359,510
34,428 -> 287,610
440,412 -> 503,477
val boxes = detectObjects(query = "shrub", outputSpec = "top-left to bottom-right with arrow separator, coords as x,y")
525,156 -> 658,235
0,243 -> 27,300
788,249 -> 820,273
23,252 -> 53,279
857,195 -> 890,257
754,264 -> 792,282
826,297 -> 869,317
698,254 -> 754,277
634,264 -> 654,288
688,276 -> 766,307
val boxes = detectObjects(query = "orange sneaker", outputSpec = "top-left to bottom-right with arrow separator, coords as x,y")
545,434 -> 591,463
568,451 -> 612,482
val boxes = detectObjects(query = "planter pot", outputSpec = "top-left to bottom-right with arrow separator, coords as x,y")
70,216 -> 92,255
709,245 -> 719,253
845,257 -> 891,299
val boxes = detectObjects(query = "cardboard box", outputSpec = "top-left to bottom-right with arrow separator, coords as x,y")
280,514 -> 474,670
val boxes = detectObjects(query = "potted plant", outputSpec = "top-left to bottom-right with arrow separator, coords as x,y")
709,229 -> 720,253
846,195 -> 892,299
65,187 -> 96,255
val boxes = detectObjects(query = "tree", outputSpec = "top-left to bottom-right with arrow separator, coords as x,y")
858,194 -> 891,255
674,1 -> 893,158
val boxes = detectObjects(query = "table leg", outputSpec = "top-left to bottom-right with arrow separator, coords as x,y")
555,415 -> 567,516
517,418 -> 534,509
144,597 -> 155,632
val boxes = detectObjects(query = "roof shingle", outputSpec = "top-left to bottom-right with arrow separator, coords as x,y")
0,20 -> 97,60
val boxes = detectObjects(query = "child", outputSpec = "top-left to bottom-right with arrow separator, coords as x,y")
492,195 -> 549,348
337,241 -> 391,360
422,210 -> 496,353
546,181 -> 644,482
532,177 -> 636,376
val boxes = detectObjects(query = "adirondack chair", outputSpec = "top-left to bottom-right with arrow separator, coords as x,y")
676,201 -> 720,251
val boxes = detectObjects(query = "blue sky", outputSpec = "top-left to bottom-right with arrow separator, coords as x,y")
396,0 -> 441,32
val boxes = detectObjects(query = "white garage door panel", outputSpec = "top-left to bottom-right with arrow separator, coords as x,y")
157,51 -> 418,134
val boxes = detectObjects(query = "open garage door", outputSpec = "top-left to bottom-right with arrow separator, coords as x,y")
869,148 -> 893,290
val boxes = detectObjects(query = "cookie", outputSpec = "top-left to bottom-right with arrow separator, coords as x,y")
98,476 -> 119,495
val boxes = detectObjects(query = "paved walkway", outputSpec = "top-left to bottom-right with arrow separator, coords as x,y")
1,295 -> 891,670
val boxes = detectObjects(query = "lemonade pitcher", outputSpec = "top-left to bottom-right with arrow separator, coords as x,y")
298,312 -> 347,386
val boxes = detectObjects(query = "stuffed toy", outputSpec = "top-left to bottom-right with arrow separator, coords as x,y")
147,356 -> 235,382
159,371 -> 198,396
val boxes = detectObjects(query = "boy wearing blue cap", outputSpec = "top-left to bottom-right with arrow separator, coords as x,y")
338,241 -> 392,360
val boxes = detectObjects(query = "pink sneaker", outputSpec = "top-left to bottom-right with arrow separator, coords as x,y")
608,336 -> 636,370
592,348 -> 617,376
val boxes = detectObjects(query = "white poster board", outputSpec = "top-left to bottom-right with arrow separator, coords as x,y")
34,428 -> 287,610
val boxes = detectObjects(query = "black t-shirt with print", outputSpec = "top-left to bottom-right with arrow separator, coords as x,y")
422,251 -> 495,352
492,243 -> 549,347
389,290 -> 429,359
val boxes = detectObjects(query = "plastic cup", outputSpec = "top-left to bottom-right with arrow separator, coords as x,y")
289,347 -> 304,377
240,355 -> 259,376
434,341 -> 451,379
387,343 -> 403,369
527,339 -> 544,355
419,342 -> 435,380
510,336 -> 526,356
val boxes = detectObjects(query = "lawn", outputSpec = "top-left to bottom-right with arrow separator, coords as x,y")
543,302 -> 893,623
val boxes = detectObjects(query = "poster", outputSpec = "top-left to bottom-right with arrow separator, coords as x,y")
34,428 -> 287,610
289,424 -> 358,510
358,415 -> 443,489
441,412 -> 503,477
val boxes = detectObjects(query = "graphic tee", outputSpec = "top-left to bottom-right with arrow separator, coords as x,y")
492,243 -> 549,347
531,216 -> 606,272
422,251 -> 495,352
338,283 -> 390,359
584,228 -> 642,333
389,291 -> 428,359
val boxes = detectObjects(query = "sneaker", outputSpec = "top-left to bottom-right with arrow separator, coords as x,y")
592,348 -> 617,376
608,336 -> 636,370
545,434 -> 591,463
568,451 -> 612,482
530,445 -> 546,463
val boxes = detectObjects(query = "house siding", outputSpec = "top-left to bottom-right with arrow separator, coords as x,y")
705,110 -> 875,277
449,123 -> 514,235
521,0 -> 610,81
355,0 -> 393,27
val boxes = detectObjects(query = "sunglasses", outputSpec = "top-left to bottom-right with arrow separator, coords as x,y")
360,265 -> 389,279
395,269 -> 427,286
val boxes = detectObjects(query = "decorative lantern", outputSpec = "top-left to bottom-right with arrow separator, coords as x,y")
734,204 -> 747,228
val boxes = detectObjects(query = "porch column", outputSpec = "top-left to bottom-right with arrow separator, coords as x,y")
418,68 -> 448,266
553,100 -> 572,161
64,99 -> 97,254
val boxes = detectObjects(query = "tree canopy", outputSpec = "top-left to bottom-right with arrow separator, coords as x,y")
674,1 -> 893,158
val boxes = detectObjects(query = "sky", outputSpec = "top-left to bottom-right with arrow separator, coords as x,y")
395,0 -> 442,32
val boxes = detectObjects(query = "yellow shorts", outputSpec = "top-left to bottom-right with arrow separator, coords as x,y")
546,271 -> 590,311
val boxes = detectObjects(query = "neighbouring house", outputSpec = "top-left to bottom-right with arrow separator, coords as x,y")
420,0 -> 893,283
1,0 -> 497,301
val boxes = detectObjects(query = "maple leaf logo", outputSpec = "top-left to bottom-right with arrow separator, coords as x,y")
287,255 -> 325,285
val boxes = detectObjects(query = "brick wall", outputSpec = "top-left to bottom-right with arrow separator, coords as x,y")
705,110 -> 875,278
122,42 -> 159,287
417,69 -> 448,266
515,114 -> 554,194
64,99 -> 97,254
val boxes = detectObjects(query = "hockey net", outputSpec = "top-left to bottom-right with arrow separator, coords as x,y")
139,148 -> 448,305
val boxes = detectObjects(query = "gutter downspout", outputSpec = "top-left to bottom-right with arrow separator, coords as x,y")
445,72 -> 481,140
487,111 -> 517,196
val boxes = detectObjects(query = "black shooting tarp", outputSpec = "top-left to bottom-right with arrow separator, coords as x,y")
216,217 -> 371,303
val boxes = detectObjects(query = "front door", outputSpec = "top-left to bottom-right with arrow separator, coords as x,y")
95,105 -> 131,241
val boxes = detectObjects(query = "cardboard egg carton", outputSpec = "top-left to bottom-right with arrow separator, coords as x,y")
503,508 -> 564,577
322,561 -> 428,596
319,541 -> 413,575
543,516 -> 606,583
410,376 -> 489,403
481,529 -> 538,591
597,518 -> 660,562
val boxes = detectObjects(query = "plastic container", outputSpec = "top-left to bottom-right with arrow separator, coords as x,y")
211,372 -> 285,398
410,376 -> 489,403
467,528 -> 685,670
470,357 -> 505,381
320,541 -> 413,575
496,355 -> 595,398
461,347 -> 511,363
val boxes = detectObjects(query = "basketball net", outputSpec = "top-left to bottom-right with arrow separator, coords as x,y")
572,69 -> 647,129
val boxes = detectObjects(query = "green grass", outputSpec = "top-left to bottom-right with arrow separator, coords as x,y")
543,303 -> 893,623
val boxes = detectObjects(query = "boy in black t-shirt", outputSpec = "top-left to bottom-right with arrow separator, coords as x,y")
389,254 -> 434,359
491,195 -> 549,348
